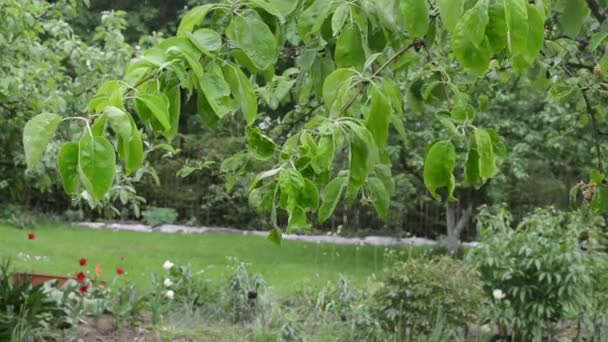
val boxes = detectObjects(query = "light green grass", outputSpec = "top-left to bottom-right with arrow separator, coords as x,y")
0,223 -> 419,295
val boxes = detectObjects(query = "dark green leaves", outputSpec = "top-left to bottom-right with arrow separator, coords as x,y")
335,24 -> 365,71
423,140 -> 456,201
78,134 -> 116,202
228,10 -> 278,70
319,176 -> 347,223
23,113 -> 61,170
400,0 -> 429,37
57,142 -> 80,195
188,28 -> 222,53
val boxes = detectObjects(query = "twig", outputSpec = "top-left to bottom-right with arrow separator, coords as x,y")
421,42 -> 453,111
337,41 -> 419,116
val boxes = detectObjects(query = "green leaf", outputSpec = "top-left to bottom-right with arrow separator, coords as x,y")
452,4 -> 492,74
177,4 -> 215,35
366,86 -> 392,146
188,28 -> 222,53
464,149 -> 483,188
118,119 -> 144,175
104,106 -> 132,141
200,62 -> 234,119
91,116 -> 107,136
298,0 -> 333,39
312,134 -> 335,173
136,93 -> 171,131
23,113 -> 62,170
349,124 -> 378,186
462,0 -> 489,48
224,64 -> 258,126
368,177 -> 390,220
319,176 -> 347,223
452,104 -> 476,123
335,24 -> 366,71
57,142 -> 80,195
375,163 -> 395,195
423,140 -> 456,201
400,0 -> 429,38
299,179 -> 320,210
322,68 -> 355,110
287,206 -> 310,230
475,128 -> 497,180
78,134 -> 116,202
332,4 -> 350,36
559,0 -> 590,37
435,0 -> 465,31
267,228 -> 282,245
488,128 -> 507,158
512,5 -> 545,71
504,0 -> 529,58
228,10 -> 278,70
486,1 -> 508,51
246,127 -> 276,160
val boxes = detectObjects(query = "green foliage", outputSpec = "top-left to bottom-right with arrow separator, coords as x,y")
372,256 -> 485,336
0,260 -> 74,340
226,261 -> 268,323
469,206 -> 593,336
141,207 -> 178,227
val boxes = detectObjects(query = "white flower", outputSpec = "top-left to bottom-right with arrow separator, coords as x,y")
163,278 -> 173,287
165,290 -> 175,300
492,289 -> 506,301
163,260 -> 174,271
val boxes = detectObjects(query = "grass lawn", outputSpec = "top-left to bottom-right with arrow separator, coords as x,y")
0,223 -> 423,295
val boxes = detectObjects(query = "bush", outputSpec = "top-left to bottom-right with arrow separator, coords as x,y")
225,261 -> 269,323
372,256 -> 485,337
141,207 -> 178,227
469,206 -> 592,337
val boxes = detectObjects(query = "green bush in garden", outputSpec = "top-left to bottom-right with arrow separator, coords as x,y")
469,206 -> 593,338
372,256 -> 485,337
141,207 -> 178,226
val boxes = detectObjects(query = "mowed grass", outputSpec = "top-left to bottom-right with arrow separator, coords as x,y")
0,223 -> 418,295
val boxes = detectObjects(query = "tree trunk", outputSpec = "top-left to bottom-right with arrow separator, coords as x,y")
445,201 -> 473,254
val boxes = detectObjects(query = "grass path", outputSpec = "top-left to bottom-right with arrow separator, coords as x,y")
0,223 -> 418,295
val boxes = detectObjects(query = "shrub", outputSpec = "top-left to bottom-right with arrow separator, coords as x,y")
469,206 -> 591,337
141,207 -> 178,226
372,256 -> 485,336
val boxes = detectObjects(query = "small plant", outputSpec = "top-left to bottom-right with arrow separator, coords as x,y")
469,206 -> 592,338
141,207 -> 178,227
225,261 -> 269,323
372,256 -> 484,337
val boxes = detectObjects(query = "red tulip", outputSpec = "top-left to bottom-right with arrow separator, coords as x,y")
79,285 -> 89,294
75,272 -> 86,283
116,267 -> 124,275
79,258 -> 87,266
27,233 -> 35,240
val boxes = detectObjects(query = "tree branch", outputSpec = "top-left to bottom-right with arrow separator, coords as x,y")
337,40 -> 420,116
